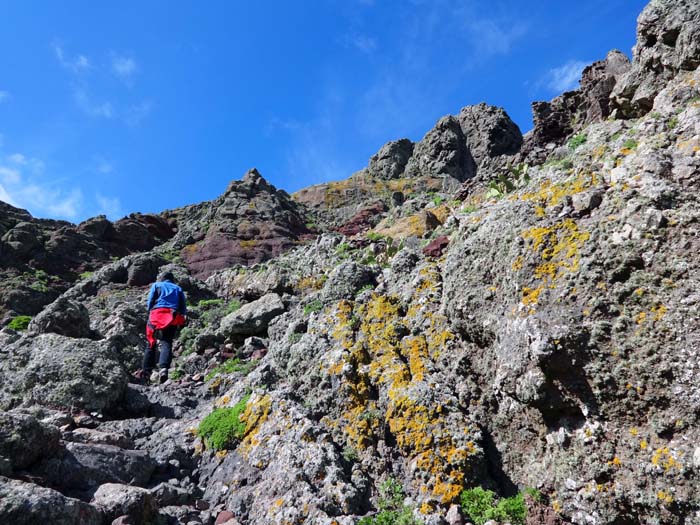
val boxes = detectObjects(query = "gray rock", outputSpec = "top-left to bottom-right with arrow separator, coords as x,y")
0,412 -> 61,470
405,115 -> 476,182
0,476 -> 101,525
367,139 -> 415,180
28,297 -> 93,338
611,0 -> 700,117
35,442 -> 157,492
458,103 -> 523,166
321,262 -> 377,302
91,483 -> 157,525
0,333 -> 128,412
219,293 -> 286,337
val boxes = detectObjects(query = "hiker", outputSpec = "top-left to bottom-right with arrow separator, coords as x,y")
141,271 -> 187,383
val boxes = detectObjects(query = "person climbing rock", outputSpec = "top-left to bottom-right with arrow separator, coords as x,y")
141,271 -> 187,384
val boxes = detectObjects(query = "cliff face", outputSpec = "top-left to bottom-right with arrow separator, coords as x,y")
2,1 -> 700,524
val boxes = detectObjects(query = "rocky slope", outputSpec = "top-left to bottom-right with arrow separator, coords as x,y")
2,1 -> 700,524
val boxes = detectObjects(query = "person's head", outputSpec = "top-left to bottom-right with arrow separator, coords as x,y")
159,271 -> 175,283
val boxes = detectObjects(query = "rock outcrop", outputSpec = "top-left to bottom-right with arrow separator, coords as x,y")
1,1 -> 699,524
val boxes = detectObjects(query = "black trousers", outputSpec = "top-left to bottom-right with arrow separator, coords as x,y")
142,325 -> 178,374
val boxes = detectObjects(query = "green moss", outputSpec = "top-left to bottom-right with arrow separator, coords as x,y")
460,488 -> 526,525
79,271 -> 94,280
622,138 -> 638,150
197,298 -> 224,309
7,315 -> 31,331
568,133 -> 587,150
197,394 -> 251,451
304,299 -> 323,315
359,478 -> 423,525
205,358 -> 258,381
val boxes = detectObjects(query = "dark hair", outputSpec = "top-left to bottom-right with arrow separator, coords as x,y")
159,271 -> 175,282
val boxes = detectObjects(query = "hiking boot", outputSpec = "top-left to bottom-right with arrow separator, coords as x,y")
159,369 -> 169,384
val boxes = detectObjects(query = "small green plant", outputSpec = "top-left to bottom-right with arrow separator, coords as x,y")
524,487 -> 543,503
668,115 -> 679,130
432,195 -> 444,206
342,445 -> 358,463
169,368 -> 184,380
7,315 -> 31,331
198,298 -> 224,309
288,333 -> 303,344
460,487 -> 527,525
205,358 -> 258,381
366,232 -> 384,242
336,242 -> 352,257
225,299 -> 242,314
304,299 -> 323,315
622,138 -> 638,150
461,204 -> 479,214
358,477 -> 423,525
356,284 -> 375,297
568,133 -> 587,150
197,393 -> 250,451
79,271 -> 94,280
486,163 -> 530,199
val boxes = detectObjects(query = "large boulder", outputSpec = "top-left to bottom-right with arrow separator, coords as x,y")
458,103 -> 523,166
366,139 -> 414,180
28,297 -> 93,338
219,293 -> 286,338
91,483 -> 157,525
611,0 -> 700,117
0,412 -> 61,471
321,262 -> 377,302
404,115 -> 476,183
34,443 -> 157,493
0,334 -> 129,412
0,476 -> 101,525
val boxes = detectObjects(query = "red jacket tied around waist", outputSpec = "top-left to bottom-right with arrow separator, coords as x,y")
146,307 -> 186,349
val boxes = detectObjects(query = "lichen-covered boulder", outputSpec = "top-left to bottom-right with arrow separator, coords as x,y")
91,483 -> 157,525
0,333 -> 129,412
0,412 -> 61,471
0,476 -> 101,525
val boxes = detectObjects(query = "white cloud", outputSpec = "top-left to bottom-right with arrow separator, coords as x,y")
0,166 -> 21,185
0,183 -> 18,207
0,148 -> 84,220
74,89 -> 114,119
7,153 -> 26,165
96,194 -> 123,219
53,43 -> 91,73
346,34 -> 377,54
467,19 -> 527,58
97,159 -> 113,174
0,91 -> 9,103
545,60 -> 588,93
125,100 -> 152,126
112,56 -> 137,81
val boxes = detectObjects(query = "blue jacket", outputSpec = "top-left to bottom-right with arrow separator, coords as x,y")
147,280 -> 187,314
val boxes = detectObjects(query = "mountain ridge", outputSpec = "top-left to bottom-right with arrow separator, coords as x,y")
1,1 -> 700,523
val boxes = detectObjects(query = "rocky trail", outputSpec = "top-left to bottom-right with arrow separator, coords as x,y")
2,1 -> 700,524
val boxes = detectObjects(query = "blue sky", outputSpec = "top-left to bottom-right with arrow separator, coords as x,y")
0,0 -> 647,222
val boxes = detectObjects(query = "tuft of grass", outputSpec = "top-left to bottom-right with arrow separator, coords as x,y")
79,271 -> 94,280
568,133 -> 587,150
205,358 -> 258,381
197,394 -> 250,451
7,315 -> 31,331
460,487 -> 527,525
668,115 -> 679,130
622,138 -> 638,150
303,299 -> 323,315
358,478 -> 423,525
